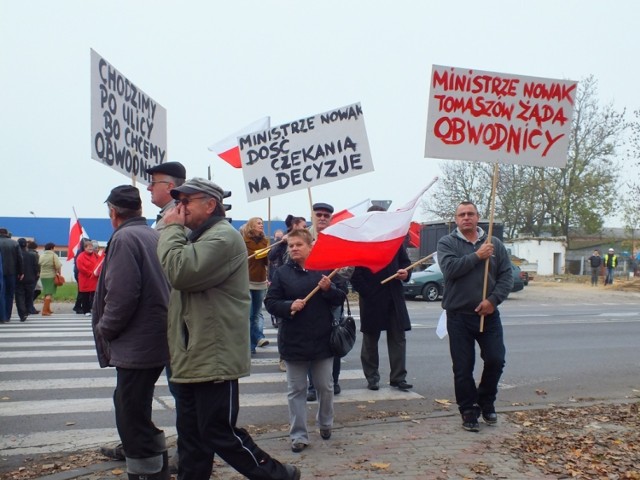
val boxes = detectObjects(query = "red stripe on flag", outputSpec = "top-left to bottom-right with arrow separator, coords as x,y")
218,147 -> 242,169
306,236 -> 406,273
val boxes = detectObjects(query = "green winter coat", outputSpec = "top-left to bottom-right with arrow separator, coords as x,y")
157,217 -> 251,383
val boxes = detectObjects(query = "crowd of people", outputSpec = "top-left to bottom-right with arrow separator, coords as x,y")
14,171 -> 632,478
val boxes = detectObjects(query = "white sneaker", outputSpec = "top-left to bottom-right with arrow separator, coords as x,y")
279,359 -> 287,372
85,313 -> 92,317
257,338 -> 270,347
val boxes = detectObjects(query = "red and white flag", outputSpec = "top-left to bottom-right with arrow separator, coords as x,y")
208,117 -> 271,168
329,199 -> 371,225
67,217 -> 89,262
306,179 -> 437,273
408,221 -> 421,248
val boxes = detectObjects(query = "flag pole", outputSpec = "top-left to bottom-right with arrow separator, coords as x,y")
480,163 -> 499,333
248,238 -> 285,260
380,252 -> 436,284
267,197 -> 272,240
291,268 -> 339,316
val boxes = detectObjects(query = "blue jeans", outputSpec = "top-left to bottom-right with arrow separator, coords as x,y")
249,289 -> 266,352
605,267 -> 615,285
447,310 -> 506,414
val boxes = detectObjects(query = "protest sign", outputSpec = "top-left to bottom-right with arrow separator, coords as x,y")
90,49 -> 167,184
239,102 -> 374,202
425,65 -> 577,168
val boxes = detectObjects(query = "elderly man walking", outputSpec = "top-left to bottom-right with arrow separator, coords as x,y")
157,177 -> 300,480
92,186 -> 171,479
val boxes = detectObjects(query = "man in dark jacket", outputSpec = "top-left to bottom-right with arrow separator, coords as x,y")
350,206 -> 413,392
15,238 -> 39,322
0,228 -> 24,322
437,201 -> 513,433
92,185 -> 171,480
588,249 -> 602,286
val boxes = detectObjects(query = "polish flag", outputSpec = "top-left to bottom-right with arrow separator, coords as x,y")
306,179 -> 437,273
208,117 -> 271,168
329,199 -> 371,225
67,217 -> 89,262
408,221 -> 421,248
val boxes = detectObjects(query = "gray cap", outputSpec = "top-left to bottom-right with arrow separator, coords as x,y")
170,177 -> 224,203
312,202 -> 334,214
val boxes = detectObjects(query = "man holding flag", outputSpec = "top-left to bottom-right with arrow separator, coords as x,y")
349,205 -> 413,392
437,201 -> 512,432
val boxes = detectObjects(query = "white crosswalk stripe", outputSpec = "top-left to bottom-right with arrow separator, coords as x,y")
0,314 -> 422,457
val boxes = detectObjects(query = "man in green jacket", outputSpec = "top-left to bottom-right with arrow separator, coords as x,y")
157,177 -> 300,480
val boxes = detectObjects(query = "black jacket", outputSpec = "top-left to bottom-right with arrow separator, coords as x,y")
265,260 -> 346,361
350,247 -> 412,334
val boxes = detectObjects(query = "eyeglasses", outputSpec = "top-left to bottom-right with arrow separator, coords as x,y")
150,181 -> 171,187
175,196 -> 210,206
315,212 -> 331,219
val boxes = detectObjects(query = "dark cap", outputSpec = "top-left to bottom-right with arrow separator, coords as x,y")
312,202 -> 334,214
106,185 -> 142,210
171,177 -> 224,203
145,161 -> 186,180
18,238 -> 27,247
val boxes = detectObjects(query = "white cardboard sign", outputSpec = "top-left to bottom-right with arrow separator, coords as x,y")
239,102 -> 374,202
425,65 -> 577,167
90,49 -> 167,184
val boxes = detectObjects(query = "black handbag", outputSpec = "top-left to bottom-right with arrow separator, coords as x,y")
330,297 -> 357,358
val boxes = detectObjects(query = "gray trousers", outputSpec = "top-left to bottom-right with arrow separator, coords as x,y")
285,357 -> 334,445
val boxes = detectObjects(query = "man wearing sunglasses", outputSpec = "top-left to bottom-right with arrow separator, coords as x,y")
157,177 -> 300,480
145,161 -> 186,231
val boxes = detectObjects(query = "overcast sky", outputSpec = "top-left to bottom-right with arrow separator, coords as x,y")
1,0 -> 637,226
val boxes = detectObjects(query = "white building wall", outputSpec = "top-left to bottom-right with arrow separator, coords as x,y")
504,238 -> 567,276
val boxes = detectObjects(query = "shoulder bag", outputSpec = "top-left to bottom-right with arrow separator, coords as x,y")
330,297 -> 357,358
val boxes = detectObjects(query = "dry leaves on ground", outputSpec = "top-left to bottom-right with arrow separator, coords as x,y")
504,403 -> 640,478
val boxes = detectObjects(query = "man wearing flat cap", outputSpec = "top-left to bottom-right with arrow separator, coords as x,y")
92,185 -> 171,480
157,177 -> 300,480
145,161 -> 186,231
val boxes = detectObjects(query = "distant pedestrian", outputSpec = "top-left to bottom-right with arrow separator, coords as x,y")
0,227 -> 24,322
243,217 -> 270,354
15,238 -> 39,322
76,240 -> 102,315
604,248 -> 618,285
38,242 -> 61,316
27,241 -> 41,314
588,250 -> 602,286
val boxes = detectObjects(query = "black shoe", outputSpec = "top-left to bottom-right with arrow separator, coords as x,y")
19,317 -> 27,322
461,411 -> 480,432
283,464 -> 301,480
320,428 -> 331,440
482,411 -> 498,425
390,380 -> 413,391
291,442 -> 307,453
333,383 -> 341,395
367,381 -> 379,391
100,443 -> 125,460
306,390 -> 317,402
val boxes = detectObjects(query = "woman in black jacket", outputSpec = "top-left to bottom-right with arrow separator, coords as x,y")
264,229 -> 346,453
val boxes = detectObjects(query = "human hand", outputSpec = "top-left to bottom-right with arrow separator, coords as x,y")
474,299 -> 495,316
162,204 -> 185,226
475,242 -> 495,260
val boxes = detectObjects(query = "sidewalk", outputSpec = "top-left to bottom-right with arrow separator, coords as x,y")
35,410 -> 555,480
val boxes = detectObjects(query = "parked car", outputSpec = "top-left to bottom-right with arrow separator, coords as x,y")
403,262 -> 524,301
403,264 -> 443,302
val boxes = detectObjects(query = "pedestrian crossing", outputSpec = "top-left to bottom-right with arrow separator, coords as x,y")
0,314 -> 422,457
